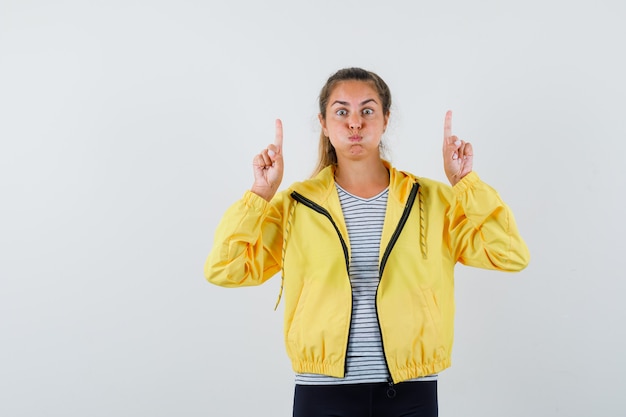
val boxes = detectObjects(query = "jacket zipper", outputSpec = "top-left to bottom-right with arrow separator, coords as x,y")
376,182 -> 420,388
290,191 -> 352,376
379,182 -> 419,276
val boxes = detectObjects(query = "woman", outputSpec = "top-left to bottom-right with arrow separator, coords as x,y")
205,67 -> 530,417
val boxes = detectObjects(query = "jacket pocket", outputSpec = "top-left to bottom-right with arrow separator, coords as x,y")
420,289 -> 442,330
286,283 -> 310,344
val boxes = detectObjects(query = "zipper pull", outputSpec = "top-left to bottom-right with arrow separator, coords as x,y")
386,378 -> 396,399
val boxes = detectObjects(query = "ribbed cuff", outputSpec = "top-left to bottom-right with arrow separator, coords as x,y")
452,171 -> 480,195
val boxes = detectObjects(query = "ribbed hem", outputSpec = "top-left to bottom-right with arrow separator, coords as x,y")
292,361 -> 345,379
390,358 -> 451,383
291,358 -> 452,384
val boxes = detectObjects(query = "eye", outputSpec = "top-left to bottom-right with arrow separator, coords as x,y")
362,108 -> 374,115
335,109 -> 348,116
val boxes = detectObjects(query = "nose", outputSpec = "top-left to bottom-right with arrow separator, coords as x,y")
348,114 -> 362,130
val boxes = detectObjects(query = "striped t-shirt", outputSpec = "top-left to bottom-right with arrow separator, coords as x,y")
295,184 -> 437,385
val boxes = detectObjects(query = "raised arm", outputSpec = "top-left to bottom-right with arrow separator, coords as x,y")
441,112 -> 529,271
205,120 -> 286,287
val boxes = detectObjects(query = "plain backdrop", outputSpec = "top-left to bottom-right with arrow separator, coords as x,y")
1,0 -> 625,416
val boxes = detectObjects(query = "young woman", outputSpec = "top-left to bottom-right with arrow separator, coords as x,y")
205,67 -> 530,417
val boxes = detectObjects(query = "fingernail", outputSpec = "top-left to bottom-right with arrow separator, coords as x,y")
452,153 -> 458,160
268,150 -> 276,157
454,140 -> 461,146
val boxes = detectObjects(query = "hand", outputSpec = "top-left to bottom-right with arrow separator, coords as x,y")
251,119 -> 284,201
442,110 -> 473,186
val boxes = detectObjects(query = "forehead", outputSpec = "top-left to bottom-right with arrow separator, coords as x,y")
328,80 -> 380,104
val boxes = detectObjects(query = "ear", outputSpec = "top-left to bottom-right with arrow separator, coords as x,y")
383,112 -> 390,132
318,113 -> 328,137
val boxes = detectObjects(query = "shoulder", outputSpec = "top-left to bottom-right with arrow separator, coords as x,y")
388,165 -> 457,210
285,166 -> 336,200
415,176 -> 451,191
388,163 -> 451,193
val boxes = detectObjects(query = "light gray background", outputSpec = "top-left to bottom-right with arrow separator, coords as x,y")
1,0 -> 624,416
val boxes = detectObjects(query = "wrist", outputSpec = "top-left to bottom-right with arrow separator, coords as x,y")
250,186 -> 274,202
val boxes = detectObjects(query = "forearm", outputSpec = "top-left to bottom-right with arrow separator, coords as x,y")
205,191 -> 282,287
451,172 -> 530,271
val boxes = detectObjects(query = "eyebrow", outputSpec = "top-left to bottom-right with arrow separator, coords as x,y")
331,98 -> 378,107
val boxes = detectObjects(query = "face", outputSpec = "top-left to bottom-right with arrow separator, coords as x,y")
319,80 -> 389,162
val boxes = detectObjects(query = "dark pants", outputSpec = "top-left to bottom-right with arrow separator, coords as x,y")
293,381 -> 438,417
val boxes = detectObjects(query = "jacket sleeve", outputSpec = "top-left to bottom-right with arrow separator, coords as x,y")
448,172 -> 530,271
204,190 -> 284,287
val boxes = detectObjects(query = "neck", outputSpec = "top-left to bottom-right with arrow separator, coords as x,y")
334,158 -> 389,198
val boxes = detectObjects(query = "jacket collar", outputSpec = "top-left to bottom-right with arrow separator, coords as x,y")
288,160 -> 418,205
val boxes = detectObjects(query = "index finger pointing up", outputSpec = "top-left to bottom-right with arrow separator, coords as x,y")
275,119 -> 283,151
444,110 -> 453,143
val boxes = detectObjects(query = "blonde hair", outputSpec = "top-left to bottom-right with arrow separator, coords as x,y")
312,67 -> 392,177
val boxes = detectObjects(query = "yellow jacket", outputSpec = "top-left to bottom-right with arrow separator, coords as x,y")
205,162 -> 530,383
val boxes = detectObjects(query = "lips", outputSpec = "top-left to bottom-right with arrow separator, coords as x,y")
349,135 -> 362,142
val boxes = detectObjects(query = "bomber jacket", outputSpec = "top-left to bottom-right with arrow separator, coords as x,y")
205,161 -> 530,383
